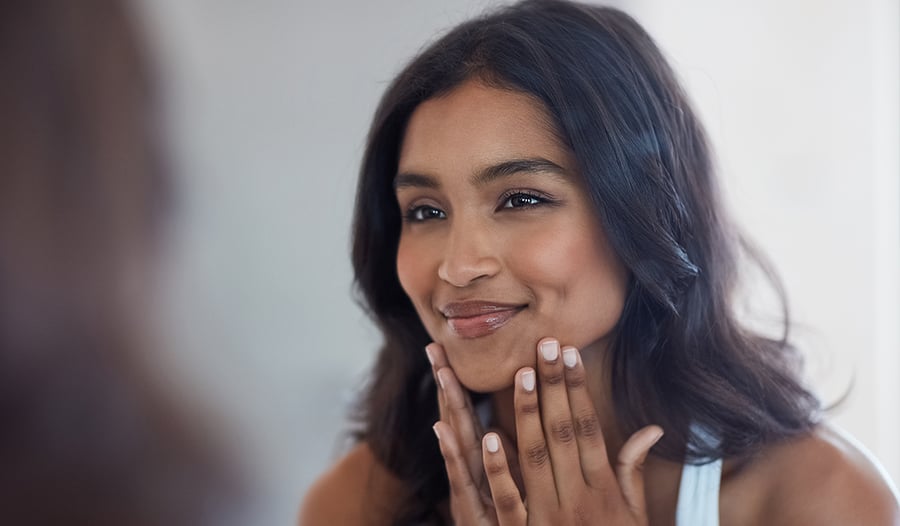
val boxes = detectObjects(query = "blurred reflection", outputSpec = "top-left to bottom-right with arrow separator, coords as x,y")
0,2 -> 242,524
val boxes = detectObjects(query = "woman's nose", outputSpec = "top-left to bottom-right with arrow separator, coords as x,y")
437,219 -> 501,287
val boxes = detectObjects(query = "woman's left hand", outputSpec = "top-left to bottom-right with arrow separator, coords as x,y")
434,338 -> 664,525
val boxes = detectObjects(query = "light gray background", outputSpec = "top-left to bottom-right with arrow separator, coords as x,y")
134,1 -> 899,524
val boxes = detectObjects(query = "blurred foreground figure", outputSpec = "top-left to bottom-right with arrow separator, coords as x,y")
0,2 -> 242,524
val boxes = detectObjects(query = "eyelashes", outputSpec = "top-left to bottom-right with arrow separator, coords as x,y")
499,191 -> 546,209
404,205 -> 446,222
402,190 -> 556,223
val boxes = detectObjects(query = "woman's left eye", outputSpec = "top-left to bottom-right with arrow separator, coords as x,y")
500,192 -> 547,209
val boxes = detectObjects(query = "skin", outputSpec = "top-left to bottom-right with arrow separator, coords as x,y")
299,79 -> 900,525
394,78 -> 629,395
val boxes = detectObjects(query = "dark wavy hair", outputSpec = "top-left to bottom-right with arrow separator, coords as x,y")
351,0 -> 820,522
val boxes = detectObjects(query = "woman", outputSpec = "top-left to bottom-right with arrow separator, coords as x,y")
301,1 -> 899,524
0,1 -> 243,524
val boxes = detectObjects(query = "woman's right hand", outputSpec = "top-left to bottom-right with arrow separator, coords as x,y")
426,343 -> 521,524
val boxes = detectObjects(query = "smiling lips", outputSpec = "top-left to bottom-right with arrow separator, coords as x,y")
440,301 -> 526,339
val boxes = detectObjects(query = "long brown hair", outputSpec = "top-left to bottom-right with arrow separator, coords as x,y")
0,2 -> 240,524
351,1 -> 820,523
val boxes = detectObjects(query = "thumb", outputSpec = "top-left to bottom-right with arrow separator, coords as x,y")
616,425 -> 664,524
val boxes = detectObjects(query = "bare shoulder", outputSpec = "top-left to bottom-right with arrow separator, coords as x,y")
298,442 -> 406,526
743,424 -> 900,525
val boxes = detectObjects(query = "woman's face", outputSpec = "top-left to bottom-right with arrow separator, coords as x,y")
395,79 -> 629,393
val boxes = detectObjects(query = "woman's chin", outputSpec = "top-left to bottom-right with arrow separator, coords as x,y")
438,337 -> 536,392
449,362 -> 520,394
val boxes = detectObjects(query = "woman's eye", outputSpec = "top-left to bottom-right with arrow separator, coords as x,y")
405,205 -> 446,222
501,192 -> 546,209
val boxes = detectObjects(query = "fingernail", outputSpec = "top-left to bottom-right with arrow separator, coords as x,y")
651,430 -> 664,446
540,340 -> 559,362
521,369 -> 536,392
485,434 -> 499,453
562,347 -> 577,368
436,368 -> 448,389
433,424 -> 441,441
425,345 -> 436,366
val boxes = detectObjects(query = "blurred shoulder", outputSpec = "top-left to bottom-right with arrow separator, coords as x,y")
726,423 -> 900,525
298,442 -> 405,526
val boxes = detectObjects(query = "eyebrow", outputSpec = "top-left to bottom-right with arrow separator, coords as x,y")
393,157 -> 569,190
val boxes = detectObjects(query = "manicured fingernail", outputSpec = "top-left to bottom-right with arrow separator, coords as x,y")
425,345 -> 436,366
436,368 -> 448,389
521,369 -> 536,392
433,424 -> 441,441
562,347 -> 577,368
540,340 -> 559,361
485,434 -> 499,453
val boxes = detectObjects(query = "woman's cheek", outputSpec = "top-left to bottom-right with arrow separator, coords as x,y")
396,237 -> 435,319
509,223 -> 583,279
395,238 -> 419,300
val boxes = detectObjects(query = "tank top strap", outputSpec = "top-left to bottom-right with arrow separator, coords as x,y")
675,456 -> 722,526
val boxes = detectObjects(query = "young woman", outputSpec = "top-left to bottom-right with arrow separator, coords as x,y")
301,1 -> 899,524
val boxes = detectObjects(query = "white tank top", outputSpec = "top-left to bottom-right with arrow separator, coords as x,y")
675,458 -> 722,526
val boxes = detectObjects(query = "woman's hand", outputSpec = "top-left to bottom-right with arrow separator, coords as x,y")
432,338 -> 663,525
426,343 -> 513,521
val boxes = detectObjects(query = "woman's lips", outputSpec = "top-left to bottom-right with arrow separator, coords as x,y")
440,302 -> 526,339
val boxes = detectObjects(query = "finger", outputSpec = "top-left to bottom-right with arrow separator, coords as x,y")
425,343 -> 449,423
489,427 -> 524,496
434,421 -> 492,524
561,345 -> 612,488
514,366 -> 558,510
429,343 -> 486,436
437,367 -> 487,492
535,338 -> 582,499
616,425 -> 664,524
482,433 -> 526,526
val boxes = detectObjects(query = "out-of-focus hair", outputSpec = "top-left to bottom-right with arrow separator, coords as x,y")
0,2 -> 241,524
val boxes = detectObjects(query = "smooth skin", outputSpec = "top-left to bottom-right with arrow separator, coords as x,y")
299,79 -> 900,525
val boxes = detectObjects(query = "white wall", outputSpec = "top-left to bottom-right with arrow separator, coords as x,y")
134,1 -> 899,523
628,0 -> 900,486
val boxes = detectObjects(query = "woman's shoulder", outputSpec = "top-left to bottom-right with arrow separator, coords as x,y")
722,423 -> 899,525
298,441 -> 406,526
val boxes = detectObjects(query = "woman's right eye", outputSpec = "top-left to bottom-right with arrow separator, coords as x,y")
404,205 -> 446,222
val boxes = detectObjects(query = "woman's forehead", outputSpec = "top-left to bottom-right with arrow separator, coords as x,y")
397,79 -> 572,181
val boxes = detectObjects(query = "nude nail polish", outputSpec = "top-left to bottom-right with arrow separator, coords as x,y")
522,370 -> 536,392
562,347 -> 577,368
485,434 -> 500,453
540,340 -> 559,361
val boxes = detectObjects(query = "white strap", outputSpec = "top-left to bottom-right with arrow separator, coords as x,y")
676,457 -> 722,526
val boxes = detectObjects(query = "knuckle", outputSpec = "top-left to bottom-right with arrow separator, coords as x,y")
573,503 -> 591,525
543,370 -> 564,386
494,492 -> 521,513
485,459 -> 508,478
564,367 -> 587,389
551,419 -> 576,443
575,412 -> 601,439
447,391 -> 467,410
524,441 -> 550,468
518,400 -> 540,416
617,455 -> 645,474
